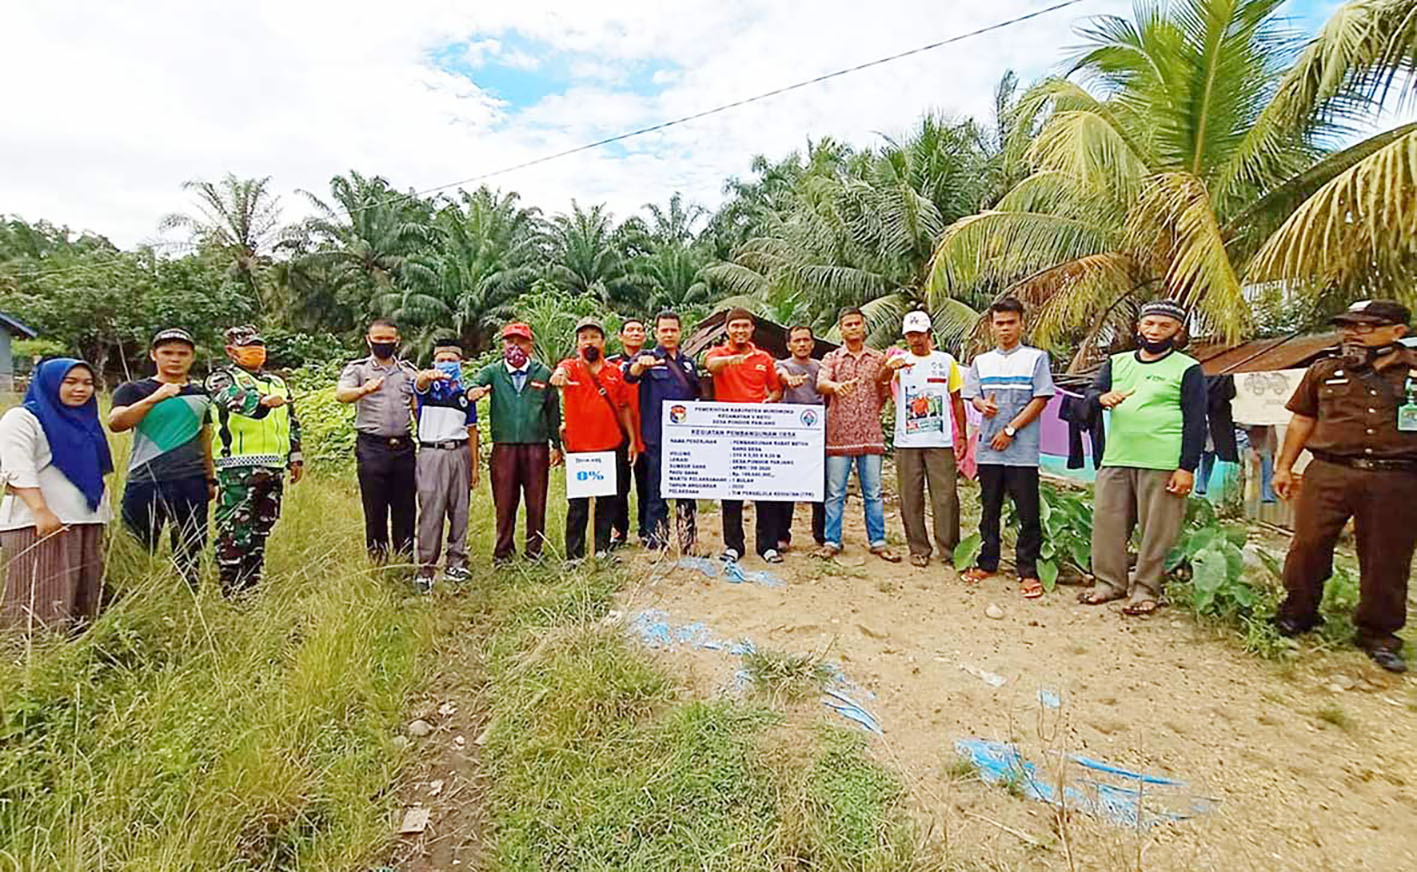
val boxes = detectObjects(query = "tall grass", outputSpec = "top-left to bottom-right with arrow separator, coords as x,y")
0,473 -> 433,870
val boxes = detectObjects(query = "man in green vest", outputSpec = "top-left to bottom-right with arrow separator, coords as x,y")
1080,301 -> 1205,616
467,322 -> 562,563
204,325 -> 303,595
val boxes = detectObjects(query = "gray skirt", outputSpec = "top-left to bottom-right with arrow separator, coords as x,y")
1,523 -> 105,632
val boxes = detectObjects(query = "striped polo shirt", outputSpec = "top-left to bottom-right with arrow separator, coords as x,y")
963,345 -> 1055,467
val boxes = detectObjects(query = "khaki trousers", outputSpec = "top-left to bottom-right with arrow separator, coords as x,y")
417,444 -> 472,574
897,447 -> 960,560
1091,466 -> 1187,602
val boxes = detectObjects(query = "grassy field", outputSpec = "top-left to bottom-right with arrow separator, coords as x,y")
0,453 -> 935,870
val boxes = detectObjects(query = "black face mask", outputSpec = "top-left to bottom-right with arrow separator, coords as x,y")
369,340 -> 397,359
581,346 -> 602,363
1340,341 -> 1400,369
1136,333 -> 1174,354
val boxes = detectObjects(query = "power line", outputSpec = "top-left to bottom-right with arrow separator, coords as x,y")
5,0 -> 1089,284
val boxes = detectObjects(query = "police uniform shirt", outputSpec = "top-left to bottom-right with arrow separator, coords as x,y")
338,356 -> 418,437
1286,347 -> 1417,460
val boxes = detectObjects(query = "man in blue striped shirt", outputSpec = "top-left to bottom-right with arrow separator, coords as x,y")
962,298 -> 1055,598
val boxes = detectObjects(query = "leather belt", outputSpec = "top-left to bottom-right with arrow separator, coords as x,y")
358,432 -> 411,448
419,440 -> 467,450
1311,451 -> 1417,472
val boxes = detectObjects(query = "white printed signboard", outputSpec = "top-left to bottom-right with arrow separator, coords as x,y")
565,451 -> 618,498
661,401 -> 825,501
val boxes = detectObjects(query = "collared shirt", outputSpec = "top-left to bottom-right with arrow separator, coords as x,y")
607,351 -> 645,452
415,377 -> 478,444
338,356 -> 418,437
1286,348 -> 1417,461
777,358 -> 824,405
623,345 -> 701,447
964,345 -> 1056,467
817,345 -> 889,455
471,360 -> 561,447
706,342 -> 782,403
559,358 -> 631,453
505,360 -> 530,393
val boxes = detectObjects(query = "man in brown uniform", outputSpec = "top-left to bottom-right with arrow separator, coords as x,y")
1273,300 -> 1417,673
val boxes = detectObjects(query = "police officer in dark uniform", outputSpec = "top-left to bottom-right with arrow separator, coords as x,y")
1273,300 -> 1417,673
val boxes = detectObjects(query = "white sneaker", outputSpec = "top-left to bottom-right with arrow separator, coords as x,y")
720,548 -> 740,563
763,549 -> 783,564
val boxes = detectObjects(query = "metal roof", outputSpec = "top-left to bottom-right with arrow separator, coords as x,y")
1190,332 -> 1339,374
0,312 -> 38,339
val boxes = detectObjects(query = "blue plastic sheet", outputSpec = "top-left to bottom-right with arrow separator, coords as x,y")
626,609 -> 882,735
954,738 -> 1217,828
677,556 -> 785,587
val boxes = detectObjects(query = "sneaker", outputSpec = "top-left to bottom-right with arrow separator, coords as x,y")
413,574 -> 435,595
442,566 -> 471,584
721,548 -> 741,563
762,549 -> 783,564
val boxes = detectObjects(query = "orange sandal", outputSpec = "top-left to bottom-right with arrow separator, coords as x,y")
962,567 -> 994,584
1019,578 -> 1044,599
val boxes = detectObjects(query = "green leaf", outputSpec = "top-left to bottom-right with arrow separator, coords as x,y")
1190,548 -> 1229,615
1038,559 -> 1059,592
953,533 -> 983,572
1223,526 -> 1247,548
1221,542 -> 1246,581
1040,540 -> 1056,560
1039,497 -> 1053,527
1069,540 -> 1092,572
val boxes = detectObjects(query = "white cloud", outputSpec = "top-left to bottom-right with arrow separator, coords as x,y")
3,0 -> 1167,248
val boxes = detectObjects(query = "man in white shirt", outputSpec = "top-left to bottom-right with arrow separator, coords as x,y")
887,310 -> 968,567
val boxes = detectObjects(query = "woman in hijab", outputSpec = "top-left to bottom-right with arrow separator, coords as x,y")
0,359 -> 114,631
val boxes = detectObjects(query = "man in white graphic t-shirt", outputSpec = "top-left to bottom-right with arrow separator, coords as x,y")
886,310 -> 968,567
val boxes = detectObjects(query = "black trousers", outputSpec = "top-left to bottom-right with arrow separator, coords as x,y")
355,434 -> 416,561
568,446 -> 631,559
785,501 -> 825,547
722,500 -> 784,558
121,475 -> 210,586
612,451 -> 650,542
977,464 -> 1042,578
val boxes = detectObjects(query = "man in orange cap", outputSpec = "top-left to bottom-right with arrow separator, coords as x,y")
468,322 -> 562,563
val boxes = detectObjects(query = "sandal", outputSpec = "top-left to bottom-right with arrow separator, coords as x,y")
1077,588 -> 1125,605
1121,599 -> 1160,616
813,545 -> 841,559
871,547 -> 902,564
1019,578 -> 1044,599
962,567 -> 994,584
909,554 -> 930,568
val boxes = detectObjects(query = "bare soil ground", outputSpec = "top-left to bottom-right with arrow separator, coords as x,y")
618,489 -> 1417,871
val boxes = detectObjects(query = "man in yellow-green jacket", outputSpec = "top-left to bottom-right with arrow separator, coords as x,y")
205,325 -> 303,595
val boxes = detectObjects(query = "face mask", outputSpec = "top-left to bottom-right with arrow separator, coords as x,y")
232,346 -> 267,369
1341,341 -> 1399,369
503,345 -> 529,368
581,346 -> 602,363
1136,333 -> 1173,354
369,340 -> 397,359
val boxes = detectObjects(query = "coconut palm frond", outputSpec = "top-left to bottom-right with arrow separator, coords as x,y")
1248,124 -> 1417,291
925,208 -> 1115,301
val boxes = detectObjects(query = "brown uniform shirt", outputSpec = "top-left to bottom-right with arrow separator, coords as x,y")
1285,348 -> 1417,461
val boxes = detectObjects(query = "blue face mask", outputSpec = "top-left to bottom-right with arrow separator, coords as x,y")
435,360 -> 462,384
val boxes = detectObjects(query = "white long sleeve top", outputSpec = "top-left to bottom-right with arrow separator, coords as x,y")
0,407 -> 112,532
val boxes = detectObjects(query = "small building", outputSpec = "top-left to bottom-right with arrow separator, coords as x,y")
0,312 -> 38,392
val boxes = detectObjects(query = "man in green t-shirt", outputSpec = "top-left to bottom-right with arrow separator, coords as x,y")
109,328 -> 215,587
1080,301 -> 1206,616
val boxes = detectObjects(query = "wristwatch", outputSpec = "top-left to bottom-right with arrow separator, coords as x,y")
1003,425 -> 1017,438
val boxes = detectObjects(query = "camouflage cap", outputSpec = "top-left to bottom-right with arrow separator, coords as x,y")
224,325 -> 265,347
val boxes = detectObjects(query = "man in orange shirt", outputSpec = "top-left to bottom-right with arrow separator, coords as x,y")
551,317 -> 638,561
705,308 -> 786,563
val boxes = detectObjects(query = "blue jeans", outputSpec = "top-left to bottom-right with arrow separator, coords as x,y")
824,454 -> 886,549
1195,451 -> 1218,495
121,475 -> 210,586
1259,452 -> 1277,503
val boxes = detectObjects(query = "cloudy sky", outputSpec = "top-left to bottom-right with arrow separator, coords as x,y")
2,0 -> 1345,248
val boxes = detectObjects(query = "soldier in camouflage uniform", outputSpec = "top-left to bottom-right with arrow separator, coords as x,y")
205,326 -> 303,595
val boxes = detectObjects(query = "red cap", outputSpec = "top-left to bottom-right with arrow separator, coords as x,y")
501,322 -> 534,341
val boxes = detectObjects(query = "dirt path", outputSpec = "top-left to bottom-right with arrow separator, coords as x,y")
619,497 -> 1417,870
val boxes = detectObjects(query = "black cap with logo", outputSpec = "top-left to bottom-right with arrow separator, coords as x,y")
1330,299 -> 1411,327
151,328 -> 195,349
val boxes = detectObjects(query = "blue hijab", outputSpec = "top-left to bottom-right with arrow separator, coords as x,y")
22,358 -> 113,510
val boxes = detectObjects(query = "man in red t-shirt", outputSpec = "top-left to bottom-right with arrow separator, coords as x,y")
551,317 -> 638,560
705,308 -> 786,563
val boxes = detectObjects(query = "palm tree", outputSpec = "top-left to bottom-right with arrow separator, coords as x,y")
159,174 -> 283,315
546,201 -> 635,305
296,171 -> 437,317
705,119 -> 992,344
434,187 -> 546,352
926,0 -> 1417,366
